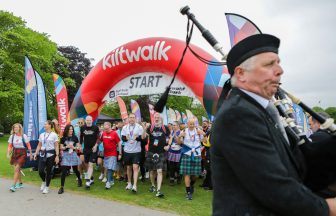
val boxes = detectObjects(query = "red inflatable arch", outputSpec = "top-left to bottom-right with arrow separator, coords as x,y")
69,37 -> 229,121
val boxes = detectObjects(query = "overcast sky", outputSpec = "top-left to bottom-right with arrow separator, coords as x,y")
2,0 -> 336,108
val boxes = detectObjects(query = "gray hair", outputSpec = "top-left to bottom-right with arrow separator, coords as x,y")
231,55 -> 257,87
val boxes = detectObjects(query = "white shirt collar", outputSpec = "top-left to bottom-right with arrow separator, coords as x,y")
240,89 -> 269,109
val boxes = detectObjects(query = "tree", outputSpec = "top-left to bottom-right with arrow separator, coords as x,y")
55,46 -> 93,106
0,11 -> 68,132
312,106 -> 324,113
325,107 -> 336,121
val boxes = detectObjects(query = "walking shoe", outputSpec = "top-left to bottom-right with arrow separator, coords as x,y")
190,186 -> 194,194
131,185 -> 137,193
85,181 -> 91,189
58,187 -> 64,194
40,182 -> 46,191
15,183 -> 23,189
99,173 -> 104,180
186,192 -> 192,200
125,183 -> 132,190
42,187 -> 49,194
10,185 -> 16,192
102,177 -> 107,183
77,178 -> 82,187
90,179 -> 94,185
105,182 -> 111,189
110,181 -> 115,186
156,190 -> 164,198
149,185 -> 156,193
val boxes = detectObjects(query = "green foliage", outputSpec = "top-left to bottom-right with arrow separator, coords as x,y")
0,11 -> 88,130
312,106 -> 324,113
325,107 -> 336,120
55,46 -> 92,106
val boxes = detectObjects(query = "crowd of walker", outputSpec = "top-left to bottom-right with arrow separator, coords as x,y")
6,112 -> 212,200
6,33 -> 336,215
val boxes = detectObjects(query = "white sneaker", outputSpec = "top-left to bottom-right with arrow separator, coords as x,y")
99,173 -> 104,180
40,182 -> 46,191
131,185 -> 137,193
125,183 -> 132,190
42,187 -> 49,194
85,181 -> 91,188
105,182 -> 111,189
102,177 -> 107,183
110,181 -> 115,186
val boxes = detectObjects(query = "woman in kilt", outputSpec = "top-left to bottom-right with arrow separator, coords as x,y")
58,124 -> 82,194
6,123 -> 33,192
179,118 -> 205,200
167,121 -> 182,185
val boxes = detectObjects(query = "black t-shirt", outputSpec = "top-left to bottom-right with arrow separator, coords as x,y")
60,135 -> 79,151
147,125 -> 170,154
80,125 -> 100,151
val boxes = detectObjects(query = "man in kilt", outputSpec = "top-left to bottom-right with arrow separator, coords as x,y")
144,113 -> 170,198
100,122 -> 122,189
179,118 -> 206,200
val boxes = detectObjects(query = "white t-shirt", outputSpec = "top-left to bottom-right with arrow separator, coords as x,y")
121,123 -> 143,153
8,134 -> 30,149
183,128 -> 203,156
39,132 -> 59,157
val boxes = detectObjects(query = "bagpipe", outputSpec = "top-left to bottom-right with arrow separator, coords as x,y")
279,87 -> 336,136
274,88 -> 336,196
179,5 -> 336,197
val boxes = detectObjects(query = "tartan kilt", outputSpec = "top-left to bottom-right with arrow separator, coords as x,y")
104,156 -> 117,170
167,150 -> 181,162
61,151 -> 80,166
10,148 -> 27,167
179,154 -> 202,176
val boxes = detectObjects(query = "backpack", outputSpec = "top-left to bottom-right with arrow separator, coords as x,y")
11,134 -> 28,149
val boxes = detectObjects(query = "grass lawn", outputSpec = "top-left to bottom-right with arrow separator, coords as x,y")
0,135 -> 212,216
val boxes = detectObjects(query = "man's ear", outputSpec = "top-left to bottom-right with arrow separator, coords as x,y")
234,67 -> 246,82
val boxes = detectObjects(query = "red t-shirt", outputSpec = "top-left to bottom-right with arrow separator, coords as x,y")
101,130 -> 120,157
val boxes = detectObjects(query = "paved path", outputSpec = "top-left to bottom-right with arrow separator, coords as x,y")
0,178 -> 177,216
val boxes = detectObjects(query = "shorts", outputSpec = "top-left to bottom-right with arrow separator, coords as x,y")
123,152 -> 141,166
83,150 -> 98,164
97,150 -> 104,159
145,152 -> 166,171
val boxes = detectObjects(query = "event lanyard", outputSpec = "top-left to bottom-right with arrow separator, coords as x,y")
129,125 -> 135,139
172,130 -> 179,144
44,132 -> 51,148
188,129 -> 196,144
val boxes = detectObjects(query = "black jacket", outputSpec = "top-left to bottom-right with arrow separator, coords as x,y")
210,88 -> 328,216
